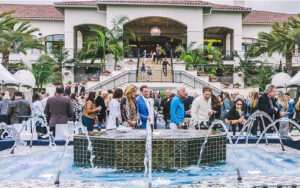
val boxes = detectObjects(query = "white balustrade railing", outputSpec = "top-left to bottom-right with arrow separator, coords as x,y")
87,70 -> 136,91
88,68 -> 222,95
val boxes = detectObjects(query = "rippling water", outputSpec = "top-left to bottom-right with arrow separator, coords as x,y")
0,144 -> 300,187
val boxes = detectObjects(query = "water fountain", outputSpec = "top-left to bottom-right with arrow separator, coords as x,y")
256,117 -> 300,145
197,119 -> 233,165
235,111 -> 275,145
73,129 -> 226,170
144,121 -> 152,188
2,111 -> 300,187
195,119 -> 242,182
10,120 -> 29,154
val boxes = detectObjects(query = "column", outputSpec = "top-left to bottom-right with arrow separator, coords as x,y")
187,27 -> 204,48
226,33 -> 231,56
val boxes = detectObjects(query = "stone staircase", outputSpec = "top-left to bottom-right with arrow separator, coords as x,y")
87,59 -> 222,95
137,58 -> 173,82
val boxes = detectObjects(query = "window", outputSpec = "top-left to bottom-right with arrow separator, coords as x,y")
45,34 -> 64,53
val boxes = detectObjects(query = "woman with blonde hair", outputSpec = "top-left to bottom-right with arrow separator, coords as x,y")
294,97 -> 300,123
250,91 -> 259,113
121,85 -> 138,127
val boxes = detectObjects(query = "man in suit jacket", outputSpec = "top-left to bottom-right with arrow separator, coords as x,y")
161,90 -> 174,128
45,86 -> 73,136
95,91 -> 107,127
257,84 -> 279,119
136,85 -> 150,129
254,84 -> 279,134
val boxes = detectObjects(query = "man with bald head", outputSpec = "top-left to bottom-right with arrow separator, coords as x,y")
170,86 -> 187,129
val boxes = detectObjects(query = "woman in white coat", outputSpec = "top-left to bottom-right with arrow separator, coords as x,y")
106,88 -> 123,130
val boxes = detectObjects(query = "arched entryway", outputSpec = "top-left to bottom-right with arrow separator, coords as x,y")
73,24 -> 106,82
124,16 -> 187,82
74,24 -> 106,57
124,16 -> 187,58
204,27 -> 234,58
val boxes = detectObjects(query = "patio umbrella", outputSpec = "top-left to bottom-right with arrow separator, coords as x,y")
271,72 -> 291,88
14,70 -> 35,88
287,71 -> 300,87
0,64 -> 19,86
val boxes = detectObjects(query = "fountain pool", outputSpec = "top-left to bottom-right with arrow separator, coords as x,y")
0,144 -> 300,188
74,129 -> 226,170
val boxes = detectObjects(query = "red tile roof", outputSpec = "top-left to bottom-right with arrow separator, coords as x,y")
0,2 -> 294,25
0,4 -> 64,21
243,10 -> 294,25
56,0 -> 251,12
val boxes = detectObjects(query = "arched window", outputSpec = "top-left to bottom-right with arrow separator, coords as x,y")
45,34 -> 64,53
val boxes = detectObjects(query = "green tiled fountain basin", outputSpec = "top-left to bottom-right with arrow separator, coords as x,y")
74,129 -> 226,171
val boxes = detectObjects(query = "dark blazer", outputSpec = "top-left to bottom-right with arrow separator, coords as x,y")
226,108 -> 243,120
257,94 -> 279,119
45,95 -> 73,127
9,99 -> 31,124
95,96 -> 106,122
161,96 -> 173,121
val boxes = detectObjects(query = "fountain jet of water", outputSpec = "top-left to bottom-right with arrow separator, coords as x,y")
255,117 -> 300,151
144,120 -> 152,188
54,133 -> 72,186
235,111 -> 273,145
196,120 -> 243,182
197,120 -> 233,165
10,120 -> 27,154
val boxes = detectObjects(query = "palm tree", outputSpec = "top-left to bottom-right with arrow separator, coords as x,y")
0,12 -> 43,67
50,48 -> 70,84
110,16 -> 129,41
107,39 -> 124,70
79,28 -> 107,64
176,42 -> 222,71
248,15 -> 300,73
108,16 -> 129,70
78,16 -> 134,71
32,54 -> 55,91
235,50 -> 275,91
289,28 -> 300,46
0,12 -> 15,31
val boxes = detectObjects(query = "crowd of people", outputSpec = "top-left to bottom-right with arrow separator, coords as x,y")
0,83 -> 300,137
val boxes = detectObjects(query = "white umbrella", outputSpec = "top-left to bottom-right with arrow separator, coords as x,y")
14,70 -> 35,88
0,64 -> 19,85
271,72 -> 291,88
287,71 -> 300,87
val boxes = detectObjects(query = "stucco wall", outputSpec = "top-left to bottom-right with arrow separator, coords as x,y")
64,8 -> 107,57
203,12 -> 243,52
242,24 -> 272,39
106,5 -> 203,45
29,20 -> 64,37
242,24 -> 283,65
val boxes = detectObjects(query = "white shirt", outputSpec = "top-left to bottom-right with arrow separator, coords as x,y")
106,99 -> 121,129
191,95 -> 212,122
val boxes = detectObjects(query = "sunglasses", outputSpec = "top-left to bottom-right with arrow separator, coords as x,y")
236,103 -> 243,106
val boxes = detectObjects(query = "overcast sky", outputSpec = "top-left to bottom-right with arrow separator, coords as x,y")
2,0 -> 300,14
